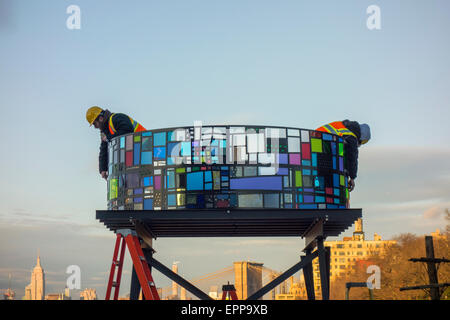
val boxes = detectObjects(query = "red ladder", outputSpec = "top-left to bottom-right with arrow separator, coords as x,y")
105,229 -> 160,300
221,283 -> 238,300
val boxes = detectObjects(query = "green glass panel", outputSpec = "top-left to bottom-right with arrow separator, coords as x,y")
109,179 -> 118,200
295,170 -> 302,187
339,143 -> 344,156
310,138 -> 323,153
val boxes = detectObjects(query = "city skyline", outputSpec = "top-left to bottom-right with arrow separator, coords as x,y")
1,1 -> 449,300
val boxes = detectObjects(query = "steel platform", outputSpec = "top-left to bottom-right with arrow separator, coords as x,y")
96,208 -> 362,238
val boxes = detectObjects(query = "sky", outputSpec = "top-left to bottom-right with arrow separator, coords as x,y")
0,0 -> 449,299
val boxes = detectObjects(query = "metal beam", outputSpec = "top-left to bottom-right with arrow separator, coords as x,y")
146,256 -> 213,301
246,249 -> 320,300
302,249 -> 315,300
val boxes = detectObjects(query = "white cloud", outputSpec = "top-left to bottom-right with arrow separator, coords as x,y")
423,205 -> 443,220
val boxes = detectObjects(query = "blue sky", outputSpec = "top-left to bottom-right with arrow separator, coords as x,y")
0,0 -> 449,299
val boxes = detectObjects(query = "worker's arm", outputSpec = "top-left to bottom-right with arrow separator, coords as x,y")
99,140 -> 108,176
345,135 -> 359,180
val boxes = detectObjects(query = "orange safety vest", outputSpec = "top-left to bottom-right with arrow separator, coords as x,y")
316,121 -> 357,139
108,113 -> 146,135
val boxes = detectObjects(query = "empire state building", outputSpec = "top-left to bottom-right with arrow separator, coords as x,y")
24,253 -> 45,300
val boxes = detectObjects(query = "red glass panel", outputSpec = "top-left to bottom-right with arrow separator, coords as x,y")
301,143 -> 311,159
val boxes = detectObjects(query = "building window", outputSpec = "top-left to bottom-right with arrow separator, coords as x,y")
337,244 -> 344,248
357,244 -> 362,248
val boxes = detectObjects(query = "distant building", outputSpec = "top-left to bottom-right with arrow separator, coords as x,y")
80,288 -> 97,300
24,252 -> 45,300
209,285 -> 219,300
431,229 -> 446,240
45,287 -> 71,300
45,293 -> 71,300
275,276 -> 306,300
311,218 -> 396,298
234,261 -> 263,300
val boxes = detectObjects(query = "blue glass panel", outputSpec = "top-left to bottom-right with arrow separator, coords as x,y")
167,171 -> 175,189
327,204 -> 338,209
331,142 -> 336,155
334,188 -> 340,196
133,143 -> 140,166
187,171 -> 204,190
278,154 -> 288,164
120,137 -> 125,148
205,171 -> 212,182
322,133 -> 332,141
143,177 -> 151,187
297,193 -> 303,203
181,142 -> 191,156
299,204 -> 318,209
167,142 -> 180,158
312,153 -> 317,167
144,198 -> 153,209
333,174 -> 340,187
302,169 -> 311,175
315,196 -> 325,203
333,156 -> 336,170
302,160 -> 311,166
153,147 -> 166,159
277,168 -> 288,175
230,176 -> 282,190
154,132 -> 166,146
168,194 -> 176,206
142,132 -> 152,137
141,151 -> 152,165
205,183 -> 212,190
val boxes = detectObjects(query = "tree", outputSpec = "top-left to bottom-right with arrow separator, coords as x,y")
330,233 -> 449,300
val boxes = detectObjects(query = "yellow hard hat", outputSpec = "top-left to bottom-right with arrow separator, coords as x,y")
86,106 -> 103,126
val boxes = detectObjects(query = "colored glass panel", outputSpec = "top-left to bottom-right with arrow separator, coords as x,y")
133,143 -> 140,166
289,153 -> 301,165
230,176 -> 282,190
295,171 -> 302,187
339,143 -> 344,156
154,147 -> 166,159
141,151 -> 152,165
301,143 -> 311,159
310,138 -> 323,153
125,151 -> 133,167
154,132 -> 166,146
187,171 -> 204,190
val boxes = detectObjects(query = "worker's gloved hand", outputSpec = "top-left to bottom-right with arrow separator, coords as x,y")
101,171 -> 109,180
348,178 -> 355,192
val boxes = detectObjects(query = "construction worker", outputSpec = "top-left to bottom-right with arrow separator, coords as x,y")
86,106 -> 146,180
316,120 -> 371,192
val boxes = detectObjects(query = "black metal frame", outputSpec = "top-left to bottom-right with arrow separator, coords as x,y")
97,208 -> 362,300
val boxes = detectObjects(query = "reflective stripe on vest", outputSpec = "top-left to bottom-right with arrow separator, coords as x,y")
316,121 -> 357,139
108,113 -> 146,135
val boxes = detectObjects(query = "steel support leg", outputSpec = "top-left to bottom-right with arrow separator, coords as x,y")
302,248 -> 315,300
317,237 -> 330,300
130,267 -> 141,300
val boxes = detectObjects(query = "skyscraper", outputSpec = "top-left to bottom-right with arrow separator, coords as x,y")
24,252 -> 45,300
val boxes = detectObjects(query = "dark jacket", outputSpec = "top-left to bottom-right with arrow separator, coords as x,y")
342,119 -> 361,180
99,111 -> 136,173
